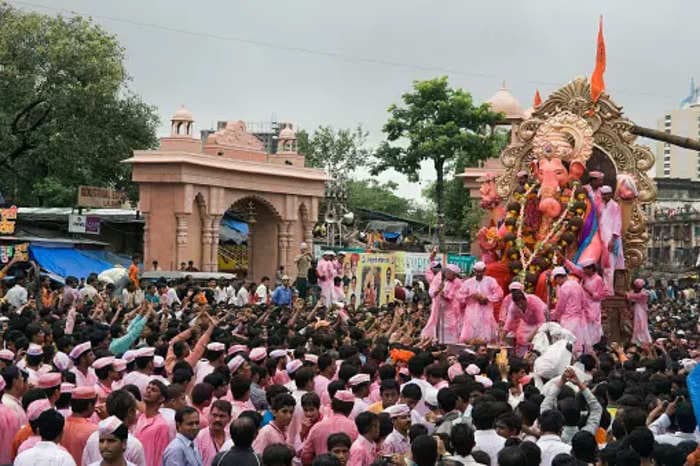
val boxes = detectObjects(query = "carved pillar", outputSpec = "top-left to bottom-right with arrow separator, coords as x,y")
278,221 -> 292,273
210,215 -> 222,272
201,215 -> 213,272
175,214 -> 189,269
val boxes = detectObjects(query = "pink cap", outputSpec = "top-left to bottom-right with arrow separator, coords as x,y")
269,349 -> 287,359
334,390 -> 355,403
589,171 -> 604,179
27,344 -> 43,357
475,374 -> 493,388
71,386 -> 97,400
37,372 -> 62,389
473,261 -> 486,271
53,352 -> 72,371
249,347 -> 267,362
27,399 -> 52,421
0,349 -> 15,361
446,264 -> 461,274
600,185 -> 613,194
227,355 -> 246,373
430,261 -> 442,269
286,359 -> 303,375
383,403 -> 410,418
99,415 -> 124,436
207,342 -> 226,352
508,281 -> 524,291
112,359 -> 127,372
228,345 -> 248,356
398,367 -> 409,376
304,354 -> 318,364
92,356 -> 115,370
348,373 -> 371,386
135,347 -> 155,358
516,170 -> 529,177
60,382 -> 75,394
122,350 -> 136,363
153,355 -> 164,368
466,364 -> 480,376
633,278 -> 645,288
579,259 -> 596,268
69,342 -> 91,360
447,363 -> 464,381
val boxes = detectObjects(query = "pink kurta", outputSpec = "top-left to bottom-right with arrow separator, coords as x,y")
503,294 -> 546,355
458,276 -> 503,343
314,374 -> 331,405
70,366 -> 98,388
195,426 -> 232,466
553,279 -> 590,353
565,259 -> 607,348
252,422 -> 289,455
422,277 -> 463,343
627,291 -> 652,344
599,199 -> 625,291
348,434 -> 378,466
133,412 -> 173,466
0,405 -> 20,464
317,259 -> 337,303
300,412 -> 359,465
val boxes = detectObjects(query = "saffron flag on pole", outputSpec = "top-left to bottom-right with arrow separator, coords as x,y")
590,16 -> 606,103
534,89 -> 542,107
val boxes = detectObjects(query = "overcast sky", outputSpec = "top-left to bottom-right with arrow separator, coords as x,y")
12,0 -> 699,201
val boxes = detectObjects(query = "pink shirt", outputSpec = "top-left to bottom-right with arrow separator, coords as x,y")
382,429 -> 410,456
61,416 -> 98,465
301,413 -> 359,466
70,366 -> 98,388
133,412 -> 173,466
314,374 -> 331,404
0,405 -> 20,464
348,435 -> 378,466
194,426 -> 232,466
252,421 -> 288,455
16,435 -> 40,456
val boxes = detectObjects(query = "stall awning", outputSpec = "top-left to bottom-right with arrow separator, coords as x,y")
29,245 -> 114,279
221,216 -> 249,235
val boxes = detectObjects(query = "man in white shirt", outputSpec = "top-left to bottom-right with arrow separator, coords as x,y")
649,400 -> 700,445
471,401 -> 505,466
536,410 -> 571,466
4,273 -> 28,310
234,282 -> 250,307
255,276 -> 269,305
15,408 -> 76,466
79,273 -> 101,302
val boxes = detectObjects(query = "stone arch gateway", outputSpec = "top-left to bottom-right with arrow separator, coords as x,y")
125,108 -> 327,279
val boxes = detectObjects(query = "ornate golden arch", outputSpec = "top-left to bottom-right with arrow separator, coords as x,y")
495,77 -> 656,269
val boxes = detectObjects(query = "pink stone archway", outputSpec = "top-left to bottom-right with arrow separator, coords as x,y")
126,110 -> 326,280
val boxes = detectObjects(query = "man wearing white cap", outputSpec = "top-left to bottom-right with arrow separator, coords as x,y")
563,257 -> 607,351
122,347 -> 155,397
69,342 -> 97,388
584,170 -> 605,210
627,278 -> 652,345
552,267 -> 590,354
598,184 -> 624,292
381,404 -> 411,456
458,261 -> 503,343
501,282 -> 547,356
422,264 -> 463,344
316,251 -> 338,304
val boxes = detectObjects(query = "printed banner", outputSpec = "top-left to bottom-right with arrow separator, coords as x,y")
352,253 -> 396,307
447,254 -> 476,274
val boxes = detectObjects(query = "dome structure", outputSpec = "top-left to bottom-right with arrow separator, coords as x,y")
487,83 -> 525,121
279,123 -> 296,140
172,105 -> 193,122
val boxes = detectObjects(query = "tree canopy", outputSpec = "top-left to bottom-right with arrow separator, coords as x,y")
372,76 -> 502,246
296,125 -> 370,179
0,5 -> 159,206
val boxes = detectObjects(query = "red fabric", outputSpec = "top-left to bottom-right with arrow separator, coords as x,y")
534,89 -> 542,107
591,16 -> 606,102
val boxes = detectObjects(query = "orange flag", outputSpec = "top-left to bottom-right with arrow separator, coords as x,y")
590,16 -> 606,102
534,89 -> 542,107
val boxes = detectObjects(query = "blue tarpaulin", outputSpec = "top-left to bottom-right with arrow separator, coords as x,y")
30,245 -> 114,279
220,216 -> 249,235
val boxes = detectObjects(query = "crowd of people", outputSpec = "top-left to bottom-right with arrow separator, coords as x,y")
0,246 -> 698,466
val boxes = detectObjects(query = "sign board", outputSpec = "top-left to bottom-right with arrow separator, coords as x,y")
77,186 -> 126,208
68,214 -> 101,235
0,242 -> 28,264
0,205 -> 17,235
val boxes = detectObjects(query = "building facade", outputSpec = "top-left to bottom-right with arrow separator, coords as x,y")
646,177 -> 700,271
655,104 -> 700,179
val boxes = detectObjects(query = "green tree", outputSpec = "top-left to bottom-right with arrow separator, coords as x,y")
346,179 -> 412,217
423,130 -> 508,238
297,125 -> 370,178
0,5 -> 158,206
372,77 -> 502,248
